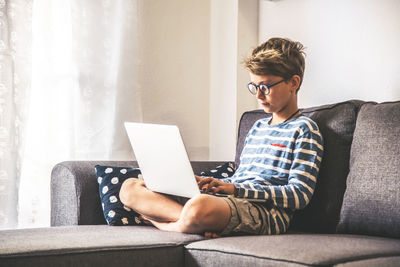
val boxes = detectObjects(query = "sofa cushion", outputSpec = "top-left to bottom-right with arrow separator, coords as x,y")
51,161 -> 140,226
335,256 -> 400,267
199,162 -> 235,178
292,100 -> 364,233
337,101 -> 400,238
0,225 -> 205,267
95,165 -> 143,226
51,161 -> 229,226
235,100 -> 364,233
184,233 -> 400,266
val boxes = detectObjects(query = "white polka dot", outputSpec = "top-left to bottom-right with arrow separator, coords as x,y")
123,205 -> 131,211
210,170 -> 217,173
122,217 -> 129,225
102,186 -> 108,194
216,165 -> 222,168
120,169 -> 127,174
221,173 -> 229,178
227,167 -> 233,172
97,177 -> 103,184
102,203 -> 105,210
109,195 -> 118,203
108,210 -> 115,218
105,168 -> 113,174
111,177 -> 119,184
134,216 -> 141,224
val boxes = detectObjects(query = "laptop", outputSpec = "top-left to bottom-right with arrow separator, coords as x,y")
124,122 -> 266,202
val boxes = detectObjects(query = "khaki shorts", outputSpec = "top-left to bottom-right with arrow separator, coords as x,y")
164,194 -> 270,236
220,195 -> 270,236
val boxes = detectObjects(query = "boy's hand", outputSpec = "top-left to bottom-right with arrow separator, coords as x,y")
195,175 -> 235,195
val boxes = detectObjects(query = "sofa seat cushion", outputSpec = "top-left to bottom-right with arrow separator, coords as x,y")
0,225 -> 205,267
184,233 -> 400,267
335,256 -> 400,267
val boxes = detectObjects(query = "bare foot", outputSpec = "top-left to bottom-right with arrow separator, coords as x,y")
141,215 -> 181,232
138,215 -> 153,226
204,232 -> 220,238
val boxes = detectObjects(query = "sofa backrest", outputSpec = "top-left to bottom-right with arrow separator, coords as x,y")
235,100 -> 364,233
337,101 -> 400,238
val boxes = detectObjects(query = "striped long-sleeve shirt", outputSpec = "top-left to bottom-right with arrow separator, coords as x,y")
222,115 -> 324,234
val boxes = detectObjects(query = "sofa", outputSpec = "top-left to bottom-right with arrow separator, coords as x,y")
1,99 -> 400,267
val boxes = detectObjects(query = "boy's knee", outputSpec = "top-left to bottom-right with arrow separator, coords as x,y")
180,195 -> 212,229
119,178 -> 144,207
179,195 -> 231,234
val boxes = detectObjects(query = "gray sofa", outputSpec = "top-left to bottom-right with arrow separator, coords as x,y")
1,100 -> 400,267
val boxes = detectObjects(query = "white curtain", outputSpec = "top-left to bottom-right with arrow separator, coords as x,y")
0,0 -> 32,229
1,0 -> 141,229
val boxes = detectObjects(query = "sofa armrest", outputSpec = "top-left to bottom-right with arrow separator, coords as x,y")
51,160 -> 228,226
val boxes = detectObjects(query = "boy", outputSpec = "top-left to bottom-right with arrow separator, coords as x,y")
120,37 -> 323,237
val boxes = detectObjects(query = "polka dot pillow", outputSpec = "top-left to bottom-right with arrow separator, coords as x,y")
199,162 -> 235,179
95,165 -> 144,226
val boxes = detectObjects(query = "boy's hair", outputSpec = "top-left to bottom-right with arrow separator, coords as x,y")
244,37 -> 306,92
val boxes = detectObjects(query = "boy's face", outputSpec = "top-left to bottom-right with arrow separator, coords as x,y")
249,73 -> 297,115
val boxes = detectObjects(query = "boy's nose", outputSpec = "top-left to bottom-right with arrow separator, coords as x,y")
256,89 -> 265,100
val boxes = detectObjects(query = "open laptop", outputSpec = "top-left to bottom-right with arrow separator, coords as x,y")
124,122 -> 266,202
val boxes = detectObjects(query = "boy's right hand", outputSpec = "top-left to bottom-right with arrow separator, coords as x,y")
195,175 -> 235,195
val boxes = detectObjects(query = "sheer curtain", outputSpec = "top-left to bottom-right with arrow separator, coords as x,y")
0,0 -> 32,229
1,0 -> 141,229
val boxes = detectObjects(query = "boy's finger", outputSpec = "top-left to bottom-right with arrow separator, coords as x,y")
197,179 -> 207,188
207,180 -> 221,193
195,175 -> 204,183
198,177 -> 213,187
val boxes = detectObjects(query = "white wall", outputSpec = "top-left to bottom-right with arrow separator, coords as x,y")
137,0 -> 258,161
138,0 -> 211,160
209,0 -> 238,161
259,0 -> 400,108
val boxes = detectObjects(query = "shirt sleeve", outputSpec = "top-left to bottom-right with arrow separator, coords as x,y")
234,129 -> 324,210
220,177 -> 233,183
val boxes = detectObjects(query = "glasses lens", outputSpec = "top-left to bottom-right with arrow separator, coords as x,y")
259,84 -> 269,95
247,83 -> 257,95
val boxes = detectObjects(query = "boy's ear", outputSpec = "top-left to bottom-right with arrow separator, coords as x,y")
290,75 -> 301,92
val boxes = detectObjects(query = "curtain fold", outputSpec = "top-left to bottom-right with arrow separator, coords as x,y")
0,0 -> 32,229
0,0 -> 141,229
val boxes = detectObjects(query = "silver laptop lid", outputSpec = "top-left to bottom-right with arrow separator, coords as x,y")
124,122 -> 201,198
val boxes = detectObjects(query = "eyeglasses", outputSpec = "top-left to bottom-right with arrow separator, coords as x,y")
247,79 -> 286,96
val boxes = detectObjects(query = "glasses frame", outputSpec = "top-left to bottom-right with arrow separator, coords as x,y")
247,79 -> 286,96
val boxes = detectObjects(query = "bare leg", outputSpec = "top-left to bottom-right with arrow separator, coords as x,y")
119,178 -> 183,222
143,194 -> 231,235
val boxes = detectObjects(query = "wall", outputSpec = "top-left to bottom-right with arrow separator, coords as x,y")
137,0 -> 211,160
209,0 -> 238,161
259,0 -> 400,108
209,0 -> 259,161
137,0 -> 258,161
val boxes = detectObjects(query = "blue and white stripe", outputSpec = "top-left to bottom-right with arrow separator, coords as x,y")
222,115 -> 324,234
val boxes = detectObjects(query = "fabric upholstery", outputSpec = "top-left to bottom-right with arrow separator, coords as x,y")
185,233 -> 400,267
199,162 -> 235,178
0,225 -> 205,267
95,165 -> 143,226
235,100 -> 364,233
337,101 -> 400,238
51,160 -> 227,226
335,256 -> 400,267
292,100 -> 364,233
51,161 -> 140,226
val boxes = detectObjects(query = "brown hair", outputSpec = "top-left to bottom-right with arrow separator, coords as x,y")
244,37 -> 306,92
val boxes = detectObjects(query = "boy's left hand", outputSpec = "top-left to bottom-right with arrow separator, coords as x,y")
195,175 -> 235,195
